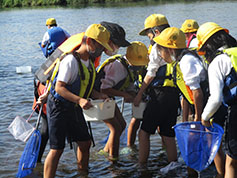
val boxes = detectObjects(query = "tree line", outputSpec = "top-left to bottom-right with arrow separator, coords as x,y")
0,0 -> 149,8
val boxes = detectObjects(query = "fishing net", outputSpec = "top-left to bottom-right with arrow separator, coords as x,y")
173,121 -> 224,171
16,129 -> 41,178
8,116 -> 35,143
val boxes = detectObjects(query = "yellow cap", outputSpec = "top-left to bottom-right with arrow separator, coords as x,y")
153,27 -> 186,49
85,24 -> 112,51
46,18 -> 57,26
180,19 -> 199,33
139,14 -> 168,36
126,41 -> 149,66
196,22 -> 229,51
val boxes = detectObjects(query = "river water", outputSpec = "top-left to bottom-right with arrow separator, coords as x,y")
1,1 -> 237,178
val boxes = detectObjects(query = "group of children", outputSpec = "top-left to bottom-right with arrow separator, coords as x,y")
36,15 -> 237,178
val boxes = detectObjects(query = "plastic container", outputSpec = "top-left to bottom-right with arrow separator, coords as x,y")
83,99 -> 116,122
173,121 -> 224,171
16,66 -> 32,74
8,116 -> 35,142
132,102 -> 147,119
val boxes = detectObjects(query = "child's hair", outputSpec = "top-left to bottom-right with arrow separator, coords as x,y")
201,30 -> 237,60
173,49 -> 185,61
157,44 -> 185,62
153,24 -> 170,33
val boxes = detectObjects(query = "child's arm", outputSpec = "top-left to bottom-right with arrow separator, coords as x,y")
133,75 -> 154,106
101,88 -> 133,102
55,81 -> 93,110
91,89 -> 109,100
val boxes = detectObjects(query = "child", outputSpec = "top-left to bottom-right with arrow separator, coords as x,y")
44,24 -> 112,178
127,13 -> 170,148
180,19 -> 199,49
153,26 -> 228,177
197,22 -> 237,178
95,41 -> 149,160
134,15 -> 180,172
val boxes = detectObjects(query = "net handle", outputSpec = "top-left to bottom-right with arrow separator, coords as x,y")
26,105 -> 38,122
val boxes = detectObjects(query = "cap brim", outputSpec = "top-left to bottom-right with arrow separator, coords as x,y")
100,42 -> 113,51
139,28 -> 149,36
119,40 -> 131,47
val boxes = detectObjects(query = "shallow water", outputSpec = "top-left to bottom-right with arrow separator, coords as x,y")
1,1 -> 237,177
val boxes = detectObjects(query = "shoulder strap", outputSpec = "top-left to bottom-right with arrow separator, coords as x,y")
72,51 -> 95,98
187,34 -> 196,48
117,56 -> 134,82
72,51 -> 85,80
173,62 -> 194,105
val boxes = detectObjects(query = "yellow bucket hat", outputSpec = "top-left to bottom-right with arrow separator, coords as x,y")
180,19 -> 199,33
85,24 -> 112,51
196,22 -> 229,51
46,18 -> 57,26
139,14 -> 168,36
153,27 -> 186,49
126,41 -> 149,66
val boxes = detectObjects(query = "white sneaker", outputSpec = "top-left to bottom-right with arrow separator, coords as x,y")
120,147 -> 133,155
160,161 -> 181,174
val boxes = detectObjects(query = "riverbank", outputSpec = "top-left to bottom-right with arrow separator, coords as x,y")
0,0 -> 229,9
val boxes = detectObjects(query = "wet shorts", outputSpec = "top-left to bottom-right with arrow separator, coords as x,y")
47,94 -> 91,150
225,105 -> 237,159
141,87 -> 179,137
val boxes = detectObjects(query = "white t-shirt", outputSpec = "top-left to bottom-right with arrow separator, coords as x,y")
100,59 -> 128,89
179,53 -> 207,90
202,53 -> 232,121
57,54 -> 80,85
146,44 -> 167,77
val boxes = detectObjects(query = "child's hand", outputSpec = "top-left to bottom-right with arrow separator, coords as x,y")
201,119 -> 211,127
98,93 -> 109,100
79,98 -> 93,110
36,91 -> 49,105
133,94 -> 142,106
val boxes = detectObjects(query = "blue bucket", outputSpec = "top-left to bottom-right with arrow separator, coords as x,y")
173,121 -> 224,172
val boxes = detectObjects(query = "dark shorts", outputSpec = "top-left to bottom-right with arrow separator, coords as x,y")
212,104 -> 228,127
225,105 -> 237,159
141,87 -> 179,137
47,94 -> 91,150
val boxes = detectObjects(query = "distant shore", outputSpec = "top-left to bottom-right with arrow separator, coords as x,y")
1,0 -> 146,8
0,0 -> 225,9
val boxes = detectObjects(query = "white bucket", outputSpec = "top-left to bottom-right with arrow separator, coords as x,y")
132,102 -> 147,119
83,99 -> 116,122
16,66 -> 32,74
7,116 -> 35,142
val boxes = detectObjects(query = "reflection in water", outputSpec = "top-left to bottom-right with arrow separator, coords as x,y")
1,1 -> 237,177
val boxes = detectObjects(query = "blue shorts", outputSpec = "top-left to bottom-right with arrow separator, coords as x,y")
47,94 -> 91,150
225,105 -> 237,159
141,87 -> 179,137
